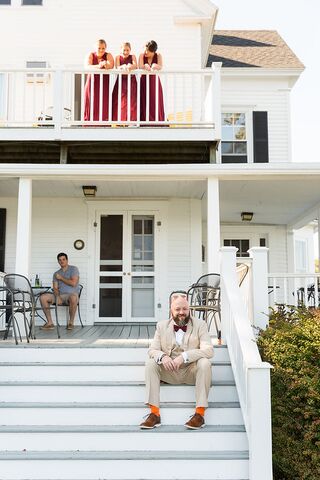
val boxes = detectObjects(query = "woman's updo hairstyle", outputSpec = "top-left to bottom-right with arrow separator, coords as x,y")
145,40 -> 158,53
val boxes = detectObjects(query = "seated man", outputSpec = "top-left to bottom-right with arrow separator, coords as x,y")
40,252 -> 80,331
140,294 -> 213,430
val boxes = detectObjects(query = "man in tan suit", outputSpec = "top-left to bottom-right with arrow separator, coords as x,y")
140,294 -> 213,430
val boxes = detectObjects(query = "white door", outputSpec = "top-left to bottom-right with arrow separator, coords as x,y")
96,211 -> 159,322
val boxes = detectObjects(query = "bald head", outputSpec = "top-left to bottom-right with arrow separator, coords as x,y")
170,297 -> 190,325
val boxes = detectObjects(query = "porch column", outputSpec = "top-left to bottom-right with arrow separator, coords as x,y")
249,247 -> 269,330
286,228 -> 295,272
15,178 -> 32,277
207,177 -> 220,273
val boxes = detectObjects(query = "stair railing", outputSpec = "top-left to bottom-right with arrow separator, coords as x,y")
220,246 -> 273,480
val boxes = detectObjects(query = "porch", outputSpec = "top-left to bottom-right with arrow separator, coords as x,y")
0,324 -> 157,348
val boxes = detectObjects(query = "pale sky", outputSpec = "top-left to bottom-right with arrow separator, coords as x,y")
213,0 -> 320,163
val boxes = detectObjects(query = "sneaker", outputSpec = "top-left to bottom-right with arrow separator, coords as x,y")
40,323 -> 55,330
140,413 -> 161,429
185,413 -> 205,430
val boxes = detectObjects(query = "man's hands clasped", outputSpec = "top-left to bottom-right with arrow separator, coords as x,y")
161,354 -> 184,371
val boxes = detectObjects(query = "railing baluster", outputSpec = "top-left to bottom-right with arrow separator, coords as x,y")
146,72 -> 150,123
99,72 -> 103,123
80,73 -> 85,123
108,71 -> 112,123
136,71 -> 140,127
155,72 -> 159,123
127,72 -> 131,122
90,72 -> 94,122
117,72 -> 122,123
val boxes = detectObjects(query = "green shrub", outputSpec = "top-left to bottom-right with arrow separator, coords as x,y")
257,305 -> 320,480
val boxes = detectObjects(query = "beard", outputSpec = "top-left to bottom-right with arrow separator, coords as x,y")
172,313 -> 191,326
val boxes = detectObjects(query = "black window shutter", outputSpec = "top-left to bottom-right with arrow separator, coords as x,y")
0,209 -> 6,272
253,111 -> 269,163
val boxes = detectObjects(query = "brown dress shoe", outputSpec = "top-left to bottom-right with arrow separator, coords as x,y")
140,413 -> 161,429
185,413 -> 205,430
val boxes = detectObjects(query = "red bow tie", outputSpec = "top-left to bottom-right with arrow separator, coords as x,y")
174,324 -> 187,332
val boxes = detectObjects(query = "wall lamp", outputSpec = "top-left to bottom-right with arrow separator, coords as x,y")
241,211 -> 253,222
82,185 -> 97,197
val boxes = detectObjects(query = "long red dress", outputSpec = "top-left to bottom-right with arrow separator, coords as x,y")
140,53 -> 165,123
112,55 -> 137,122
84,52 -> 110,122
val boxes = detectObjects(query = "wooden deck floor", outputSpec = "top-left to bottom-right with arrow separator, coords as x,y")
0,324 -> 157,348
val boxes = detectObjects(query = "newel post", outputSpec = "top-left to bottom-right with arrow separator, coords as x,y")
249,247 -> 269,329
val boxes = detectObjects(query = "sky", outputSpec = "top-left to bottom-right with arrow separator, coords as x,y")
212,0 -> 320,163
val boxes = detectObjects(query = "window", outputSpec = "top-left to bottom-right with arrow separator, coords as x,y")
22,0 -> 42,5
295,239 -> 307,273
26,61 -> 48,82
0,1 -> 11,5
224,239 -> 250,257
260,238 -> 266,247
221,113 -> 247,163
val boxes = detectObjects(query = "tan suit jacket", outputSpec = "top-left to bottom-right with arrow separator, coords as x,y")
148,317 -> 214,364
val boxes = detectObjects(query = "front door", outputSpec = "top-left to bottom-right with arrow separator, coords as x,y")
96,211 -> 158,322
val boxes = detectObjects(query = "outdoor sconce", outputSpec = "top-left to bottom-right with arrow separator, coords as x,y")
241,211 -> 253,222
82,185 -> 97,197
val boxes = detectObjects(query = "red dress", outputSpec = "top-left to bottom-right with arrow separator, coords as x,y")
84,52 -> 110,121
140,53 -> 165,122
112,55 -> 137,122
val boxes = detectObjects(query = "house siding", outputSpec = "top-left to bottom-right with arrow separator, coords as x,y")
221,77 -> 291,163
0,0 -> 201,70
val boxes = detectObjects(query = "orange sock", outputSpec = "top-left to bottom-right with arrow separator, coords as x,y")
149,404 -> 160,416
196,407 -> 205,417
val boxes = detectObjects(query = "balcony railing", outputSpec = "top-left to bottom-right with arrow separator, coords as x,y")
0,67 -> 220,137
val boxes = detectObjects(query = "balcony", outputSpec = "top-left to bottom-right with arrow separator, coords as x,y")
0,67 -> 221,143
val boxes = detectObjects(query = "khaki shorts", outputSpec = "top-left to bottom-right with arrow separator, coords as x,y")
46,292 -> 79,305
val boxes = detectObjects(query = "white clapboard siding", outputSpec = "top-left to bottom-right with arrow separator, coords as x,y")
221,81 -> 291,163
0,0 -> 202,70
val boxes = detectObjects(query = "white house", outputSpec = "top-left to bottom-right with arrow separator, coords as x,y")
0,1 -> 318,479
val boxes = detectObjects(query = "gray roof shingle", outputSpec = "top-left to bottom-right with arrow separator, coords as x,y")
207,30 -> 304,68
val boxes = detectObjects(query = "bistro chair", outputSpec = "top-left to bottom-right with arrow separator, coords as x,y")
3,274 -> 59,342
236,263 -> 249,287
187,273 -> 221,343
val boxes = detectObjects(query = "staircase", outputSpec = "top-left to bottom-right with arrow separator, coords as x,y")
0,345 -> 249,480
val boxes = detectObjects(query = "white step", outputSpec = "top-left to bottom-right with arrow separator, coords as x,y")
0,425 -> 248,451
0,381 -> 238,402
0,451 -> 249,480
0,346 -> 230,363
0,362 -> 234,382
0,402 -> 244,425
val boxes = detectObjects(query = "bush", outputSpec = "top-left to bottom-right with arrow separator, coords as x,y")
257,305 -> 320,480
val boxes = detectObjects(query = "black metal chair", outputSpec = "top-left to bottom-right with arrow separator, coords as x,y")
3,274 -> 59,342
187,273 -> 221,342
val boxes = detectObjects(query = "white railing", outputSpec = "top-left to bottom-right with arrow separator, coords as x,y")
0,67 -> 219,129
221,247 -> 272,480
268,273 -> 320,308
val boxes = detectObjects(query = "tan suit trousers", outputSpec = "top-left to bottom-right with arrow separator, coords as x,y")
145,357 -> 212,408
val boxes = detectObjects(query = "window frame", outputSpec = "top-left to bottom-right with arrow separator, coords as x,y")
220,108 -> 253,164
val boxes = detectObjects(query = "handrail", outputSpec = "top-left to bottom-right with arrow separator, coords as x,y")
268,272 -> 320,307
221,247 -> 272,480
0,67 -> 219,131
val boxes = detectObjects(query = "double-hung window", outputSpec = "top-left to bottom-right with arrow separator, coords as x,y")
221,112 -> 248,163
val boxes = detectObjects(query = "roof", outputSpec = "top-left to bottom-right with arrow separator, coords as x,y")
207,30 -> 305,69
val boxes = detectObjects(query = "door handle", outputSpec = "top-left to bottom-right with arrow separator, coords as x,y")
123,272 -> 126,276
127,272 -> 131,276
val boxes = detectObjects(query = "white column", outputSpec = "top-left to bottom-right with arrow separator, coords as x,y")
207,177 -> 220,273
249,247 -> 269,330
15,178 -> 32,277
286,228 -> 295,272
212,62 -> 222,140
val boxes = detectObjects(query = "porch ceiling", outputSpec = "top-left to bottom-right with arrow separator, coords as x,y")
1,176 -> 320,226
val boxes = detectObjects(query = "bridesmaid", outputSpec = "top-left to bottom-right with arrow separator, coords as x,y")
84,39 -> 114,122
138,40 -> 165,123
112,42 -> 138,122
